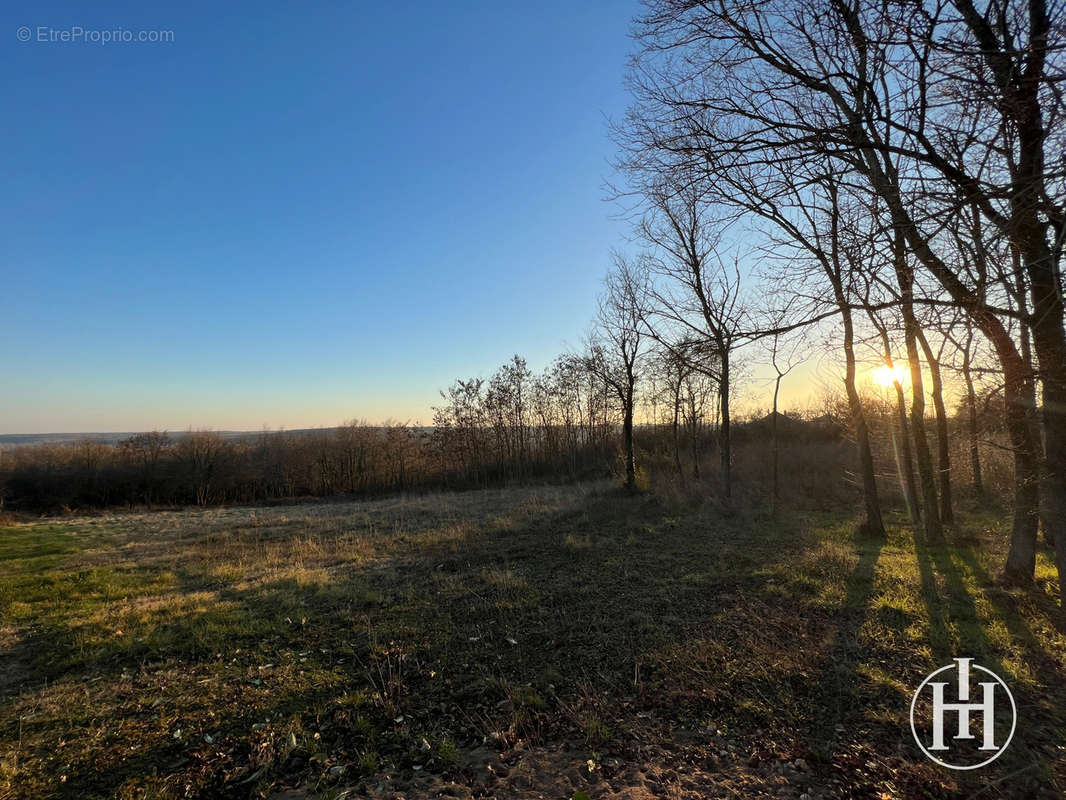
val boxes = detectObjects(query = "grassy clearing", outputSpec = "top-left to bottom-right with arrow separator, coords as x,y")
0,484 -> 1063,798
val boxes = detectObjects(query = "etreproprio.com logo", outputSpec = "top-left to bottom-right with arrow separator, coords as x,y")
17,25 -> 174,44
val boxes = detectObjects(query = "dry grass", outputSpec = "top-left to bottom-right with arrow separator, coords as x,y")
0,483 -> 1063,799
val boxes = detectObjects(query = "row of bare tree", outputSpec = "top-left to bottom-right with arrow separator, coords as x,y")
588,0 -> 1065,601
0,426 -> 431,509
431,355 -> 616,484
1,349 -> 644,509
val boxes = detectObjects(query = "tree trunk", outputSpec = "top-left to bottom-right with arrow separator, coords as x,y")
672,381 -> 684,483
903,338 -> 943,543
1026,270 -> 1066,598
720,347 -> 731,498
771,375 -> 781,518
623,382 -> 636,492
994,334 -> 1041,585
915,328 -> 955,524
961,331 -> 984,496
823,178 -> 883,537
998,8 -> 1066,587
950,0 -> 1060,592
843,307 -> 885,537
856,129 -> 1039,580
875,324 -> 919,521
690,391 -> 700,479
895,233 -> 944,543
892,378 -> 921,525
1010,250 -> 1053,548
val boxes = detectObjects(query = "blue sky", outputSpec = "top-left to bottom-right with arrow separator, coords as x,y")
1,2 -> 640,432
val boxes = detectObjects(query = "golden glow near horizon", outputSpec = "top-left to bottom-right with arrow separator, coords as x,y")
872,364 -> 908,388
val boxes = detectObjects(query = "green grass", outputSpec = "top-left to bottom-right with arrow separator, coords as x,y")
0,485 -> 1063,798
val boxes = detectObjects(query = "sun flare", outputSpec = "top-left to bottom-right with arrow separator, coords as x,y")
873,364 -> 907,387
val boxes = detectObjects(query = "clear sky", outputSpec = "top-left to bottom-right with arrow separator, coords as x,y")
1,2 -> 641,433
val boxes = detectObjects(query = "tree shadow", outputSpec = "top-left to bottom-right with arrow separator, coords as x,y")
808,527 -> 885,754
914,530 -> 1005,677
912,529 -> 1059,789
954,545 -> 1064,677
912,530 -> 954,664
51,673 -> 359,799
6,490 -> 1063,798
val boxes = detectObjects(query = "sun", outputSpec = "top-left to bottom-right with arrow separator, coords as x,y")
873,364 -> 907,387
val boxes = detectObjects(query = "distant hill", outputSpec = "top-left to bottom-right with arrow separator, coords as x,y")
0,427 -> 433,449
0,430 -> 310,448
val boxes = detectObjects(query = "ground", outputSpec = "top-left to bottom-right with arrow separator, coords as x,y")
0,483 -> 1063,799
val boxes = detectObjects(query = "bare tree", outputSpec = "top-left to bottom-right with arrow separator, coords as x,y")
584,255 -> 650,491
650,344 -> 693,483
119,431 -> 171,506
636,181 -> 746,498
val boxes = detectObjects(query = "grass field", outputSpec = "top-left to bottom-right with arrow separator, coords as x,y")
0,483 -> 1064,799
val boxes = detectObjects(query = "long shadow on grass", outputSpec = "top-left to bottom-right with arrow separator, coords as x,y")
915,525 -> 1058,672
3,491 -> 935,797
912,530 -> 1058,789
21,492 -> 689,797
952,542 -> 1066,786
808,528 -> 885,755
31,567 -> 404,799
50,675 -> 368,800
913,531 -> 952,665
913,530 -> 1000,673
954,545 -> 1064,678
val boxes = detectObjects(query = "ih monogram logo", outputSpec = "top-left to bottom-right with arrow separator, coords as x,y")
910,658 -> 1016,770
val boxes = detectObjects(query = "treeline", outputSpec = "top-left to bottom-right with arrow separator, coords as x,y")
0,423 -> 527,512
0,355 -> 621,511
0,338 -> 821,513
433,354 -> 617,485
0,347 -> 1009,515
0,427 -> 429,510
